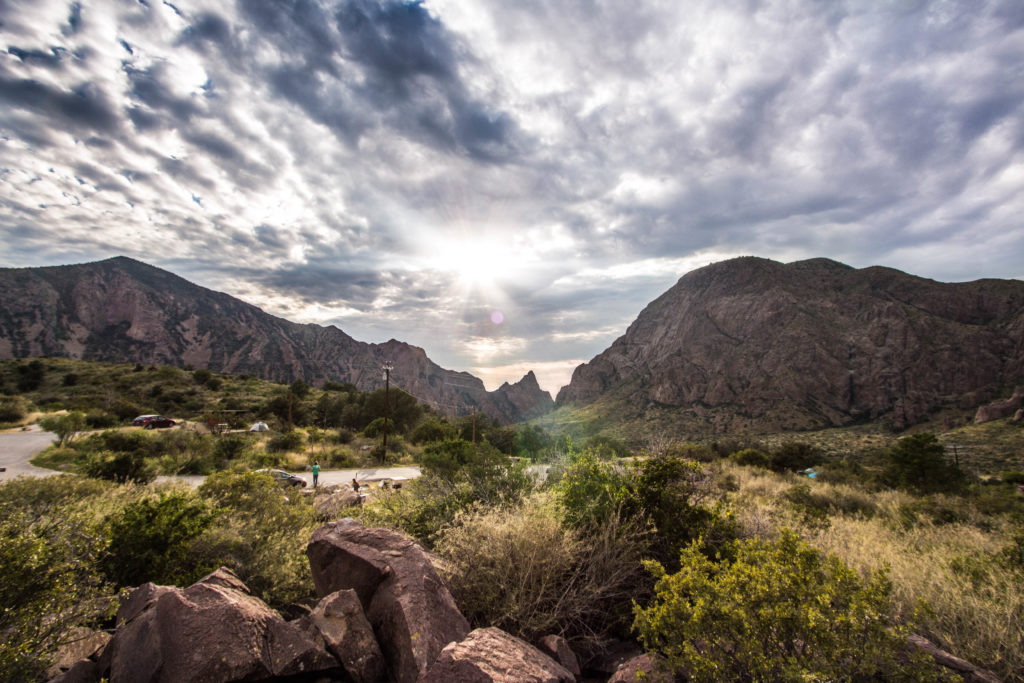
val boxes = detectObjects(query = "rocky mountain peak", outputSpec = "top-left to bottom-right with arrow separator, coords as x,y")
557,257 -> 1024,433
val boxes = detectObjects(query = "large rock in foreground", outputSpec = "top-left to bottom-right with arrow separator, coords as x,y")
418,627 -> 575,683
99,568 -> 339,682
307,519 -> 470,683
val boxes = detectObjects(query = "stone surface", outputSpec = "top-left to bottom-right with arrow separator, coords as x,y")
418,627 -> 575,683
557,256 -> 1024,434
115,582 -> 173,626
608,653 -> 673,683
974,386 -> 1024,423
0,257 -> 552,424
100,567 -> 339,682
536,635 -> 581,677
46,628 -> 110,678
313,487 -> 362,519
307,589 -> 386,683
307,519 -> 470,683
47,658 -> 100,683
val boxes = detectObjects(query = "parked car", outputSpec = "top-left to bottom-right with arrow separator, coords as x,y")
254,469 -> 307,488
133,415 -> 176,429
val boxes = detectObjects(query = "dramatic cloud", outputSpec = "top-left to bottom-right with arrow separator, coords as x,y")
1,0 -> 1023,395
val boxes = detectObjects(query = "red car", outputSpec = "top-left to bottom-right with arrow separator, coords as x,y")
133,415 -> 176,429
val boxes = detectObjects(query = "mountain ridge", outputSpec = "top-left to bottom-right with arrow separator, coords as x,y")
556,256 -> 1024,433
0,257 -> 554,424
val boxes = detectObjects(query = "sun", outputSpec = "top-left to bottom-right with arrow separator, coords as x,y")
430,237 -> 506,289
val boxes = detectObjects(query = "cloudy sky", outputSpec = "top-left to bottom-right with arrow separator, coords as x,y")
1,0 -> 1023,396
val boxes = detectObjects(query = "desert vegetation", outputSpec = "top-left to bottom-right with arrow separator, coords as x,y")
2,359 -> 1023,680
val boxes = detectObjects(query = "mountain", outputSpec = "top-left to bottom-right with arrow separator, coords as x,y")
0,257 -> 553,424
557,257 -> 1024,433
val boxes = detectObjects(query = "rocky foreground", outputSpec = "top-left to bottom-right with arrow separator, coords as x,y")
47,519 -> 666,683
47,518 -> 999,683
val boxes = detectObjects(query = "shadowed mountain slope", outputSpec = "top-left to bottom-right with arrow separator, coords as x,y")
0,257 -> 552,424
557,257 -> 1024,433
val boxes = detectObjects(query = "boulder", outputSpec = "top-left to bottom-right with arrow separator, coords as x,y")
115,582 -> 174,626
306,589 -> 386,683
100,567 -> 340,682
418,627 -> 575,683
46,627 -> 110,678
974,386 -> 1024,424
536,635 -> 580,677
313,487 -> 362,519
307,519 -> 470,683
608,653 -> 673,683
47,658 -> 101,683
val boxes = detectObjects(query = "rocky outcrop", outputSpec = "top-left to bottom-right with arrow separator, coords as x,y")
558,257 -> 1024,434
0,257 -> 553,424
417,627 -> 575,683
98,568 -> 338,682
974,386 -> 1024,424
307,518 -> 470,683
607,653 -> 672,683
302,589 -> 385,683
537,634 -> 581,677
312,486 -> 362,519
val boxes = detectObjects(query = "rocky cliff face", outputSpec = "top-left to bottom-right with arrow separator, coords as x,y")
557,257 -> 1024,432
0,257 -> 552,424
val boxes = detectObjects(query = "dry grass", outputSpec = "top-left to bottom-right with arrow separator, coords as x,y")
721,462 -> 1023,680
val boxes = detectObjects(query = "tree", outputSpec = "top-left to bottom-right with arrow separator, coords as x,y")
885,433 -> 964,492
39,412 -> 86,447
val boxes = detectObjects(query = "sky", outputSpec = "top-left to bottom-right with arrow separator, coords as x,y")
1,0 -> 1023,397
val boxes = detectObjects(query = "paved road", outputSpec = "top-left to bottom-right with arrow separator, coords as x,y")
156,466 -> 423,489
0,427 -> 61,480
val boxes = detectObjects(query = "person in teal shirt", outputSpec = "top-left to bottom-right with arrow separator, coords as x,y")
312,461 -> 320,487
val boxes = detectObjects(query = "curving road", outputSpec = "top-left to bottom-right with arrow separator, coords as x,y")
0,427 -> 62,480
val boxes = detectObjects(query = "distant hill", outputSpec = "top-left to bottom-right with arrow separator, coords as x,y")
0,257 -> 553,424
557,257 -> 1024,434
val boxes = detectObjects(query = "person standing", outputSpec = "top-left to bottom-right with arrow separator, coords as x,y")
312,461 -> 320,488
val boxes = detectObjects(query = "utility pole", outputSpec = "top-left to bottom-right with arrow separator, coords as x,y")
382,361 -> 393,462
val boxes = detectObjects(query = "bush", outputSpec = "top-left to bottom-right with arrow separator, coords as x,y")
0,396 -> 27,424
409,418 -> 455,445
102,491 -> 216,587
0,479 -> 112,680
771,442 -> 819,472
728,447 -> 772,469
39,411 -> 86,447
555,449 -> 630,529
885,433 -> 965,493
195,472 -> 318,607
83,449 -> 156,484
434,498 -> 650,644
362,416 -> 393,439
85,410 -> 118,429
267,430 -> 304,453
633,530 -> 941,681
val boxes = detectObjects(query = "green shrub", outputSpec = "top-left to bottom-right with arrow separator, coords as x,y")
0,396 -> 27,424
195,472 -> 317,607
83,449 -> 156,484
633,530 -> 941,682
85,410 -> 119,429
362,417 -> 393,438
267,430 -> 304,453
885,433 -> 965,493
771,442 -> 819,472
782,483 -> 832,529
213,434 -> 250,461
728,447 -> 772,469
0,480 -> 112,681
555,449 -> 629,530
409,418 -> 455,445
102,491 -> 216,587
39,411 -> 86,447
